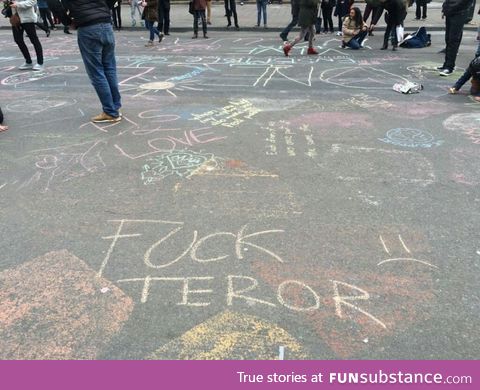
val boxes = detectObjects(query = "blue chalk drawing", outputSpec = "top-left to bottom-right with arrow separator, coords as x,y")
379,128 -> 443,148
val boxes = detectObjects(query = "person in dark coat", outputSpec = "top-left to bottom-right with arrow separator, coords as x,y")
363,0 -> 384,36
380,0 -> 406,51
283,0 -> 319,56
449,56 -> 480,101
157,0 -> 170,35
192,0 -> 208,38
46,0 -> 71,34
334,0 -> 350,34
437,0 -> 474,76
321,0 -> 335,33
142,0 -> 161,46
279,0 -> 299,41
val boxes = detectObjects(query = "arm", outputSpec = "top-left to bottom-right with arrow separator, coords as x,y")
11,0 -> 37,10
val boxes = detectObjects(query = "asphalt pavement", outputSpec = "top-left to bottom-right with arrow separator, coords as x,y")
0,1 -> 479,361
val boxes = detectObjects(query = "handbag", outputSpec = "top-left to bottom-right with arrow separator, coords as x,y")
10,12 -> 21,28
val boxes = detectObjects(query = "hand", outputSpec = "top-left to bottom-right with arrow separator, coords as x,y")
10,1 -> 17,8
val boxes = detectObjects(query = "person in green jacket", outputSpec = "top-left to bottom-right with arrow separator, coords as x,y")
283,0 -> 319,56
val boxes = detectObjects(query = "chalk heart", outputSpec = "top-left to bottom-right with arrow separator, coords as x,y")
35,155 -> 58,170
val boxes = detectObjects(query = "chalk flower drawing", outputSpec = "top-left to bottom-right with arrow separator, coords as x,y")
141,150 -> 218,184
378,128 -> 443,148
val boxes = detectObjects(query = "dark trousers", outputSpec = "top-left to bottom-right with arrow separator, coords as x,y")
321,5 -> 333,32
444,11 -> 467,70
193,10 -> 207,35
280,13 -> 298,38
416,4 -> 427,19
466,0 -> 475,23
39,8 -> 55,29
224,0 -> 239,27
157,5 -> 170,34
12,23 -> 43,65
112,6 -> 122,29
383,19 -> 398,47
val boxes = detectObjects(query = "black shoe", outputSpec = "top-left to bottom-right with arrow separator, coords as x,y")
380,44 -> 388,50
192,34 -> 198,39
392,45 -> 397,51
203,34 -> 209,39
64,27 -> 71,34
279,33 -> 287,41
368,30 -> 373,36
164,32 -> 170,35
235,25 -> 240,30
46,29 -> 50,37
436,65 -> 447,71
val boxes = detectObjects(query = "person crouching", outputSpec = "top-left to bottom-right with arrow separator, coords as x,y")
342,7 -> 368,49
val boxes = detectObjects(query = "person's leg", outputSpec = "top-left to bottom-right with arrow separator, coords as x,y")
200,10 -> 207,36
225,0 -> 232,26
112,9 -> 118,29
291,27 -> 307,46
256,0 -> 261,26
39,9 -> 48,29
100,24 -> 121,113
46,9 -> 55,28
77,24 -> 119,118
363,4 -> 372,22
230,0 -> 239,27
415,3 -> 421,19
207,1 -> 211,24
445,12 -> 465,70
262,0 -> 267,26
381,22 -> 391,49
307,25 -> 314,47
164,7 -> 170,34
158,4 -> 165,33
23,23 -> 43,65
193,11 -> 199,36
422,4 -> 427,19
327,8 -> 334,32
347,38 -> 360,49
116,5 -> 122,29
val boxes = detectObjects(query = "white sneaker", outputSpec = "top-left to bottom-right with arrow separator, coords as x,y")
19,62 -> 33,70
32,64 -> 44,71
361,38 -> 368,48
336,31 -> 343,36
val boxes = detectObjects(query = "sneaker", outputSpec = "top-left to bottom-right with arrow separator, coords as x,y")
279,32 -> 287,41
439,69 -> 453,76
336,31 -> 343,36
283,43 -> 292,57
145,40 -> 154,47
91,112 -> 122,123
19,62 -> 33,70
307,47 -> 318,55
158,33 -> 164,43
32,64 -> 44,71
361,38 -> 368,48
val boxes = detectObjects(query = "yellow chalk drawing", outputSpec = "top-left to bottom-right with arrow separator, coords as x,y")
148,311 -> 309,360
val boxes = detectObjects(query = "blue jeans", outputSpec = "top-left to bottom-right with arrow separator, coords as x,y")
256,0 -> 267,26
77,23 -> 121,117
346,30 -> 368,49
145,20 -> 160,41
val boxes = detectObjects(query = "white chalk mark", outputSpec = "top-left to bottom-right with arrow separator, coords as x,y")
379,235 -> 390,255
278,346 -> 285,360
78,108 -> 84,117
98,220 -> 128,278
253,67 -> 271,87
331,280 -> 387,329
377,258 -> 439,269
0,182 -> 7,190
166,89 -> 177,98
398,235 -> 411,254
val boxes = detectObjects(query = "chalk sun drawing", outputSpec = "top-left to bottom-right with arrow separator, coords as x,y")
443,113 -> 480,144
378,128 -> 443,148
141,150 -> 218,184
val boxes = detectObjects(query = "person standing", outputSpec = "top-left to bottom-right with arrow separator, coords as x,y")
438,0 -> 474,76
342,6 -> 368,49
128,0 -> 142,26
363,0 -> 383,36
380,0 -> 406,51
192,0 -> 208,38
225,0 -> 239,29
206,0 -> 212,24
256,0 -> 268,28
334,0 -> 350,35
283,0 -> 319,56
47,0 -> 72,34
9,0 -> 44,71
111,0 -> 122,30
414,0 -> 429,20
62,0 -> 122,123
157,0 -> 170,35
279,0 -> 299,41
142,0 -> 161,46
321,0 -> 335,33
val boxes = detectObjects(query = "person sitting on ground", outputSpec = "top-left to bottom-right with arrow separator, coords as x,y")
342,6 -> 368,49
0,106 -> 8,132
448,56 -> 480,102
283,0 -> 319,56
